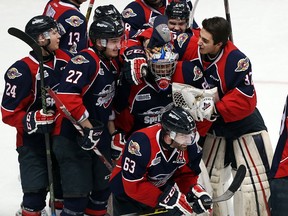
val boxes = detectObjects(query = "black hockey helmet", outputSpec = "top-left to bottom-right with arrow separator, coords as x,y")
165,0 -> 190,21
25,15 -> 60,41
161,106 -> 196,135
93,4 -> 122,22
89,16 -> 124,43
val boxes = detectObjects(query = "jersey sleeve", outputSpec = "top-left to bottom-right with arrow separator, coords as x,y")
121,132 -> 162,207
1,60 -> 33,128
216,50 -> 257,122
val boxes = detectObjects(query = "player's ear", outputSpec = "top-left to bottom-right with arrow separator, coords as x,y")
37,34 -> 46,46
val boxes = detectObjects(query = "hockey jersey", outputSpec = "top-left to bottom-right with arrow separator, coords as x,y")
1,49 -> 72,147
109,123 -> 202,207
43,0 -> 88,54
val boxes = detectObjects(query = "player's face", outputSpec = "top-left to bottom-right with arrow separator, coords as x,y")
103,37 -> 122,58
168,19 -> 188,33
169,132 -> 195,151
198,28 -> 222,55
47,28 -> 61,52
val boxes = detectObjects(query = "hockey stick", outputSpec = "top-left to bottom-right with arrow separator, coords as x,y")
8,27 -> 57,216
125,164 -> 246,215
85,0 -> 95,23
224,0 -> 234,42
46,87 -> 114,172
189,0 -> 200,28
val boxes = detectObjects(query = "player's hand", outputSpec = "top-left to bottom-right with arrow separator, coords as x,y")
158,183 -> 193,216
187,184 -> 213,214
111,130 -> 126,161
122,46 -> 148,85
23,109 -> 55,134
77,120 -> 103,150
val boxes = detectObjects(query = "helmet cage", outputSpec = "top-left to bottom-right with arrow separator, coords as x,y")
148,44 -> 178,90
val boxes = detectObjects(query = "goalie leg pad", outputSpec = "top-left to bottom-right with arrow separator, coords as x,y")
202,134 -> 232,216
233,130 -> 273,216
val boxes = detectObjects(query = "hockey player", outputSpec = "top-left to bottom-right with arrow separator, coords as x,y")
121,0 -> 197,38
1,15 -> 73,216
171,17 -> 273,216
43,0 -> 88,54
51,16 -> 124,216
269,95 -> 288,216
110,106 -> 213,215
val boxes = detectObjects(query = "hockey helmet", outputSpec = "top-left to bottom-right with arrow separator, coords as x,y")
161,106 -> 197,145
148,43 -> 178,90
165,0 -> 190,21
89,16 -> 124,45
25,15 -> 64,41
93,4 -> 122,23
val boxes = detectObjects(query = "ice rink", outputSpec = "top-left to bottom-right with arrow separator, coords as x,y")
0,0 -> 287,215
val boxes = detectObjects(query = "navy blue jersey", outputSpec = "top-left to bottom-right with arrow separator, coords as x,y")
110,124 -> 202,207
1,49 -> 72,147
43,0 -> 88,54
54,48 -> 121,149
114,77 -> 172,136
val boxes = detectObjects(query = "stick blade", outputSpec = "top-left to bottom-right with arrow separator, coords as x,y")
213,164 -> 246,203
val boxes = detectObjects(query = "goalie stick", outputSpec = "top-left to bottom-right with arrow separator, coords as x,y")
46,87 -> 114,172
85,0 -> 95,23
7,27 -> 57,216
124,164 -> 246,216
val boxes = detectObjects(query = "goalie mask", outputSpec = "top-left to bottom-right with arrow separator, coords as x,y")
161,106 -> 198,147
148,43 -> 179,90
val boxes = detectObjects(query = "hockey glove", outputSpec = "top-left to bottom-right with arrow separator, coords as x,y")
111,130 -> 126,161
77,120 -> 104,150
122,46 -> 148,85
23,109 -> 55,134
193,97 -> 217,122
187,184 -> 213,214
158,183 -> 193,216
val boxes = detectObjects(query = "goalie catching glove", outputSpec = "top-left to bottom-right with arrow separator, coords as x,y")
172,82 -> 218,122
158,183 -> 193,216
77,120 -> 104,150
122,46 -> 148,85
186,184 -> 213,214
23,109 -> 55,134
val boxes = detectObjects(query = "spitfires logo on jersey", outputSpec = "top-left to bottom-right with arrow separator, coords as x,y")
7,67 -> 22,79
235,57 -> 250,72
71,55 -> 89,64
65,15 -> 84,27
128,140 -> 142,156
122,8 -> 137,19
95,81 -> 115,108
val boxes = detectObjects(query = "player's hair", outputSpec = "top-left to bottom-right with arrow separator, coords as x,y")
202,16 -> 231,47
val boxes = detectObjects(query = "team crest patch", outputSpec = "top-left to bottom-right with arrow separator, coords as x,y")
128,140 -> 142,156
177,33 -> 188,48
65,15 -> 84,27
193,66 -> 203,81
71,55 -> 89,64
122,8 -> 137,19
7,67 -> 22,79
235,57 -> 249,72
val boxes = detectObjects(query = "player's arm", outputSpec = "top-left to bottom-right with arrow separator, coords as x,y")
216,50 -> 257,122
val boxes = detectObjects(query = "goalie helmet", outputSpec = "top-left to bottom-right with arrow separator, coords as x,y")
161,106 -> 197,146
89,16 -> 124,46
148,43 -> 178,90
165,0 -> 190,21
25,15 -> 64,41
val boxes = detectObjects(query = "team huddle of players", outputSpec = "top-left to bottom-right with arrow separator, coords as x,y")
2,0 -> 286,216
